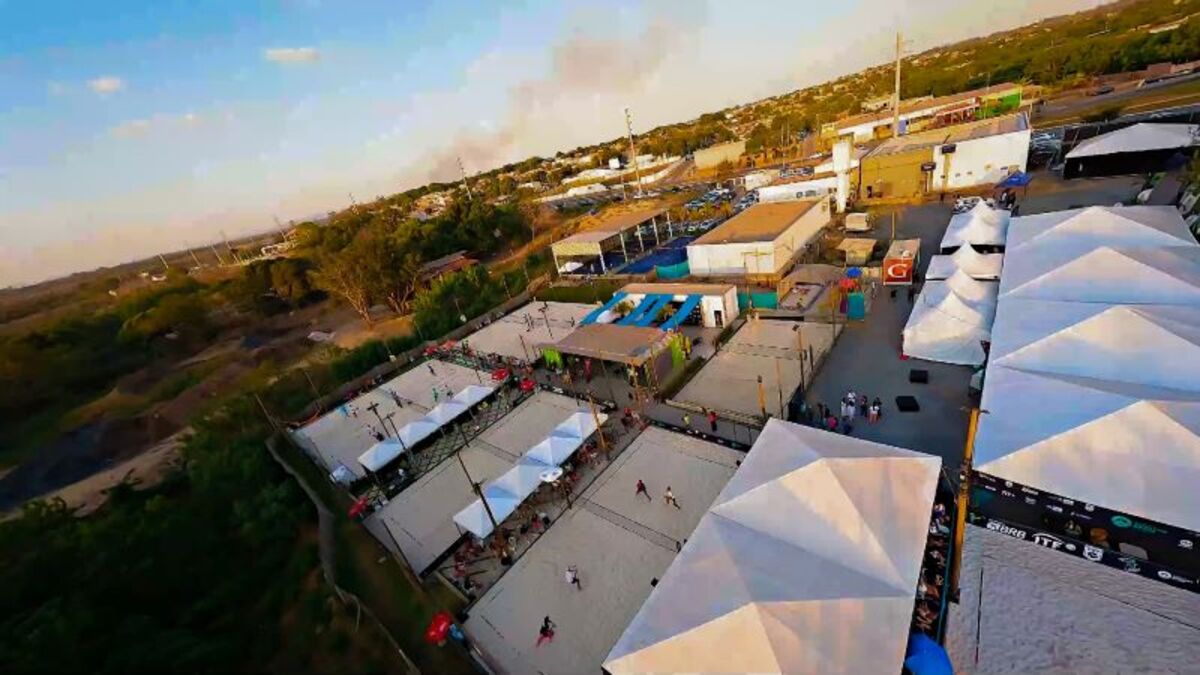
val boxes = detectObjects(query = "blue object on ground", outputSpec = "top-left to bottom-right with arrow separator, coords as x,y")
659,294 -> 702,331
846,267 -> 863,278
846,291 -> 866,320
995,171 -> 1032,188
581,291 -> 626,325
904,633 -> 953,675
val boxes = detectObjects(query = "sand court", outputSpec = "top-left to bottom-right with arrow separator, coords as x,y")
464,426 -> 742,674
461,301 -> 595,361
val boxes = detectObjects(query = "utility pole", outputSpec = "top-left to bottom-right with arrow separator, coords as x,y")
892,31 -> 903,137
457,157 -> 474,201
210,244 -> 226,266
624,106 -> 644,197
157,254 -> 170,272
221,230 -> 240,264
187,246 -> 203,269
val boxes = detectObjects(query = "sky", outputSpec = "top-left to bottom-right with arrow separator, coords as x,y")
0,0 -> 1105,287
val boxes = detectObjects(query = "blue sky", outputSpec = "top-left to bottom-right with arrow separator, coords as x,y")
0,0 -> 1101,286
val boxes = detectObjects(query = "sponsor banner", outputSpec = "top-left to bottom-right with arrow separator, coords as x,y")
969,514 -> 1199,594
971,471 -> 1198,577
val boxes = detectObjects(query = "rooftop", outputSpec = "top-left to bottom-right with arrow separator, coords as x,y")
544,323 -> 670,366
829,82 -> 1022,131
620,282 -> 735,297
576,204 -> 672,234
691,200 -> 822,246
868,112 -> 1029,158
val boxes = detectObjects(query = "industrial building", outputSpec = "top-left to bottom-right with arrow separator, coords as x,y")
822,82 -> 1023,142
686,199 -> 831,281
1064,123 -> 1200,179
693,140 -> 746,170
857,112 -> 1031,199
550,206 -> 679,274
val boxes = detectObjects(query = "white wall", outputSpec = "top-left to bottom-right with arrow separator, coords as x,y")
687,200 -> 830,277
933,128 -> 1031,190
620,290 -> 736,328
758,176 -> 838,203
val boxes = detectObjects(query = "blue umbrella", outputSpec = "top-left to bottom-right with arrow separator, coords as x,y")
904,633 -> 954,675
846,267 -> 863,279
996,171 -> 1032,188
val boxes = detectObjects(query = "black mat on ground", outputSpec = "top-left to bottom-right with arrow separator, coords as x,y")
896,395 -> 920,412
909,369 -> 929,384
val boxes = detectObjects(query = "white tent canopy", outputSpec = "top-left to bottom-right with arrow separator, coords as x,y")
604,420 -> 940,675
902,277 -> 997,366
1065,123 -> 1200,160
357,384 -> 496,472
1005,205 -> 1195,252
941,202 -> 1009,250
976,366 -> 1200,532
1000,245 -> 1200,305
453,409 -> 607,538
927,244 -> 1004,281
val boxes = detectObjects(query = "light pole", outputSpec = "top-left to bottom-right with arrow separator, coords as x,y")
457,422 -> 498,532
792,324 -> 808,397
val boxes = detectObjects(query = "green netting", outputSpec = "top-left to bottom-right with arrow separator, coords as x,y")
656,260 -> 690,280
542,347 -> 563,368
737,290 -> 778,310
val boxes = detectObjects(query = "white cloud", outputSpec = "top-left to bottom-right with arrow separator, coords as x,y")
109,118 -> 152,138
108,112 -> 204,138
264,47 -> 320,64
88,76 -> 125,95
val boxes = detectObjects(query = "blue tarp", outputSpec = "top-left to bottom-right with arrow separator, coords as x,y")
659,294 -> 702,331
996,171 -> 1032,188
618,294 -> 667,326
581,291 -> 626,326
634,295 -> 673,327
904,634 -> 953,675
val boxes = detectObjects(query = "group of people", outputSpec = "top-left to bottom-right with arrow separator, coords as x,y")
813,390 -> 883,435
913,500 -> 951,635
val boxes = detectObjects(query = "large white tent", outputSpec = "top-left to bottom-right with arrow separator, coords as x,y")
1005,205 -> 1195,252
1000,245 -> 1200,305
604,419 -> 940,675
976,366 -> 1200,532
940,202 -> 1009,251
927,244 -> 1004,281
1065,123 -> 1200,160
902,273 -> 998,366
974,202 -> 1200,532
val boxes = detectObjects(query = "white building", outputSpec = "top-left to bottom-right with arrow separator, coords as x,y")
933,112 -> 1032,191
616,283 -> 739,329
757,176 -> 838,203
686,199 -> 831,280
565,183 -> 609,197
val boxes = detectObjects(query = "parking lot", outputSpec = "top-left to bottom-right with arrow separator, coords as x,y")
464,426 -> 742,674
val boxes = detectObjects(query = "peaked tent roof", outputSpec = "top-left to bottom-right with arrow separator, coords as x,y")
1000,245 -> 1200,305
902,284 -> 994,366
1005,205 -> 1195,252
993,305 -> 1200,393
945,269 -> 999,306
1065,123 -> 1200,160
941,202 -> 1010,249
927,245 -> 1004,280
976,366 -> 1200,531
604,420 -> 940,675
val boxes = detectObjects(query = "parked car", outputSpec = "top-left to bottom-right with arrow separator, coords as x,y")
952,196 -> 996,213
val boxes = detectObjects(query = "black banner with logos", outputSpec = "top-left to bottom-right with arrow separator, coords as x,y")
970,471 -> 1199,590
967,512 -> 1199,593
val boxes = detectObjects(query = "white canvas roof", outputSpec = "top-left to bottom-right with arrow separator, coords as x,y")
991,304 -> 1200,392
1005,205 -> 1195,252
453,409 -> 608,538
1065,123 -> 1200,160
944,269 -> 999,306
941,202 -> 1009,249
1000,245 -> 1200,305
927,245 -> 1003,280
604,419 -> 940,675
975,366 -> 1200,531
902,277 -> 998,365
358,384 -> 497,472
